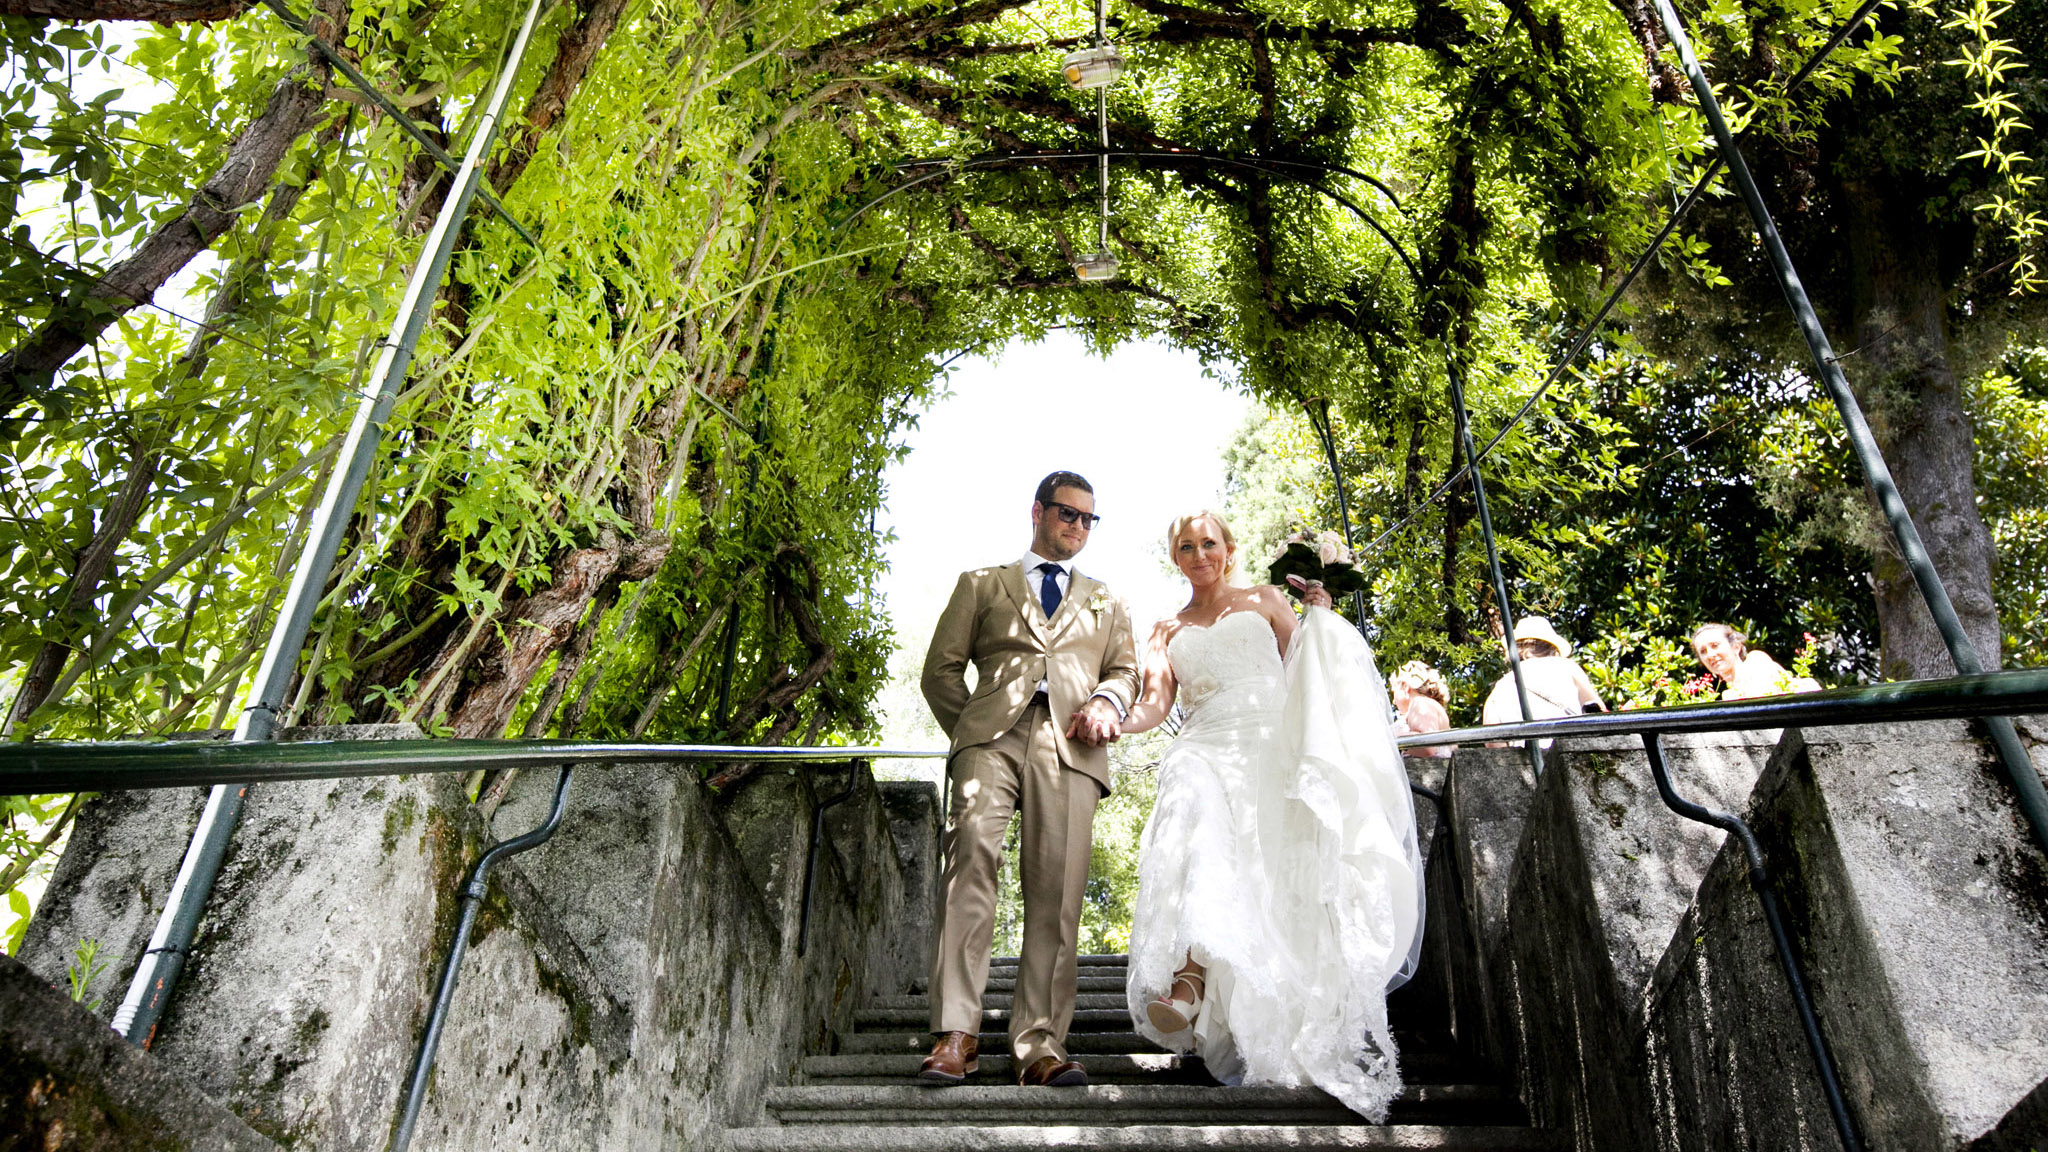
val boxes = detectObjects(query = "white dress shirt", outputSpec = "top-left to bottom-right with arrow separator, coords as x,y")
1021,550 -> 1125,720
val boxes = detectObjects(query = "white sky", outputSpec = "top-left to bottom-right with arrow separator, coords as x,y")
871,331 -> 1253,747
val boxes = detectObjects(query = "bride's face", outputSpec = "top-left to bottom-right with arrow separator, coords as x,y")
1172,518 -> 1233,588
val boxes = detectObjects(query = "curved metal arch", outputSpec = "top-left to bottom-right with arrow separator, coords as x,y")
895,148 -> 1406,210
835,148 -> 1420,280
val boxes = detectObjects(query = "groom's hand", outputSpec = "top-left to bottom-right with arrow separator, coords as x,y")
1067,697 -> 1122,746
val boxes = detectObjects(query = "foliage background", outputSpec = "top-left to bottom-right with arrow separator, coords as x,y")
3,0 -> 2046,947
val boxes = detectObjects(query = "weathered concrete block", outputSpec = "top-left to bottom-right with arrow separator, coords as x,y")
1437,745 -> 1539,1070
877,781 -> 938,996
1644,721 -> 2048,1151
1445,746 -> 1539,964
18,739 -> 913,1151
16,723 -> 425,1024
0,951 -> 278,1151
1387,758 -> 1456,1043
1495,731 -> 1777,1148
16,787 -> 208,1019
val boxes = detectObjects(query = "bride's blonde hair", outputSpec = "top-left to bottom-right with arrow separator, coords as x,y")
1166,510 -> 1239,580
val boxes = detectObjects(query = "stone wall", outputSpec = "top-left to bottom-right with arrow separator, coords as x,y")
1644,722 -> 2048,1151
17,732 -> 934,1150
1492,731 -> 1778,1149
1437,722 -> 2048,1152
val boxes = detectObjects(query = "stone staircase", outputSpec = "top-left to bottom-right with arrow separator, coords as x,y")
725,953 -> 1563,1151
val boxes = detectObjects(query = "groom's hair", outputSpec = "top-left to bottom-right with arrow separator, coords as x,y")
1034,470 -> 1093,505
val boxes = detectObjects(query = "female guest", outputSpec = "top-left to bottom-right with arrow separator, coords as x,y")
1690,624 -> 1821,700
1391,661 -> 1453,758
1480,616 -> 1606,738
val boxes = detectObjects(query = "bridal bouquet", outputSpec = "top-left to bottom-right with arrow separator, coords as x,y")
1268,528 -> 1369,597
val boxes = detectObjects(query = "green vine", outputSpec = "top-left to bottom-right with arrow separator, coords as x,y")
1945,0 -> 2045,293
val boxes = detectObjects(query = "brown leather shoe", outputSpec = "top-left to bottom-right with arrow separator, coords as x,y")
918,1032 -> 979,1083
1017,1055 -> 1088,1087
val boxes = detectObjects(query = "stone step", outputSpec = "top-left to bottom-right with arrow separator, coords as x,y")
802,1050 -> 1474,1087
727,1125 -> 1567,1152
984,976 -> 1129,994
855,1006 -> 1139,1031
875,991 -> 1432,1031
834,1032 -> 1449,1059
989,954 -> 1128,969
761,1084 -> 1525,1128
800,1053 -> 1216,1086
979,965 -> 1127,983
869,993 -> 1130,1012
838,1031 -> 1169,1056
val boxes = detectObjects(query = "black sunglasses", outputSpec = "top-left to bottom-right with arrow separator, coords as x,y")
1043,500 -> 1102,529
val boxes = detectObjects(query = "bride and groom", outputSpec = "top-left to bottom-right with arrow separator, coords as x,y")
917,470 -> 1425,1119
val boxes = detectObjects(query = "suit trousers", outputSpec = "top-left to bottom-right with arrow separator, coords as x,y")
928,698 -> 1100,1067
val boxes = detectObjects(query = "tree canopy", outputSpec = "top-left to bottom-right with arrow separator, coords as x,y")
0,0 -> 2042,794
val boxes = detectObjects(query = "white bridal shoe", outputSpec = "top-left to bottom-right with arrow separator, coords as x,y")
1146,972 -> 1205,1034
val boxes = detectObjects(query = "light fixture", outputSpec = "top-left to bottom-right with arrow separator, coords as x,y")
1074,252 -> 1120,281
1068,0 -> 1120,283
1061,44 -> 1124,89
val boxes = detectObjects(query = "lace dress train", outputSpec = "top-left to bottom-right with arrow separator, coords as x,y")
1126,608 -> 1424,1121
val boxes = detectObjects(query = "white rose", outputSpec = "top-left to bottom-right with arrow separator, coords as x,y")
1317,538 -> 1341,565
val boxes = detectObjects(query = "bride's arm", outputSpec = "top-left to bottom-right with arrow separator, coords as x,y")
1256,585 -> 1301,658
1119,621 -> 1179,734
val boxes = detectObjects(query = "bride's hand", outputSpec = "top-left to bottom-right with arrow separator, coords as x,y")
1302,581 -> 1333,611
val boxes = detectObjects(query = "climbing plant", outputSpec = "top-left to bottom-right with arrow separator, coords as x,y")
0,0 -> 2041,788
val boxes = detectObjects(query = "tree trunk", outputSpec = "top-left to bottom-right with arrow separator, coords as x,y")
424,533 -> 669,738
0,0 -> 247,18
0,0 -> 346,417
1838,173 -> 2000,679
3,444 -> 157,732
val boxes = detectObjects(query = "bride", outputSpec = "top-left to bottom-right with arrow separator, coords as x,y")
1118,510 -> 1425,1121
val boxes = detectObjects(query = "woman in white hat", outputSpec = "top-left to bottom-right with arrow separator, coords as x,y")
1480,616 -> 1606,742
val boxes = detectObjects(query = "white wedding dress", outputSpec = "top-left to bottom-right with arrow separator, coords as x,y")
1126,607 -> 1425,1121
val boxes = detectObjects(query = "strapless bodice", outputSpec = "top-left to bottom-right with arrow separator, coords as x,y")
1168,610 -> 1285,716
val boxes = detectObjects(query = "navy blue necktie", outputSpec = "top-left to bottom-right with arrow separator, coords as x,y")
1039,563 -> 1064,618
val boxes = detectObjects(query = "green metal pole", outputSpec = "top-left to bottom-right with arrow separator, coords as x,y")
1302,397 -> 1370,627
1650,0 -> 2048,858
110,0 -> 553,1047
1444,359 -> 1544,777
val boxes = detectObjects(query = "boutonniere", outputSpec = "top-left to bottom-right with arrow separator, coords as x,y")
1086,590 -> 1113,616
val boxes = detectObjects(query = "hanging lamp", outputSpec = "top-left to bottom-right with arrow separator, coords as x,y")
1060,0 -> 1124,89
1061,43 -> 1124,89
1068,0 -> 1120,281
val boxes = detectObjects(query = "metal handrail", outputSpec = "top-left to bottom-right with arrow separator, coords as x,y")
1395,668 -> 2048,750
1395,667 -> 2048,1152
0,740 -> 947,795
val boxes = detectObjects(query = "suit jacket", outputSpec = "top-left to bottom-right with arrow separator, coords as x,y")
921,562 -> 1141,792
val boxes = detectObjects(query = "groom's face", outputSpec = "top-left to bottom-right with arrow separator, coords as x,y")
1031,485 -> 1095,562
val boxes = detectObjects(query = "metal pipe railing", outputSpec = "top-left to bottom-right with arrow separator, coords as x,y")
1442,357 -> 1543,778
1396,668 -> 2048,750
796,761 -> 865,958
390,764 -> 575,1152
111,0 -> 555,1051
1648,0 -> 2048,863
1641,733 -> 1862,1152
0,741 -> 946,796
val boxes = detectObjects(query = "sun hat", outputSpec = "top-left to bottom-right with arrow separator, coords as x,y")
1512,616 -> 1572,658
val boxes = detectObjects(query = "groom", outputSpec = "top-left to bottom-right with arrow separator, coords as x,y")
918,470 -> 1141,1087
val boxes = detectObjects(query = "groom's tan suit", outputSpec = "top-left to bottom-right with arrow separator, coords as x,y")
923,561 -> 1139,1067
